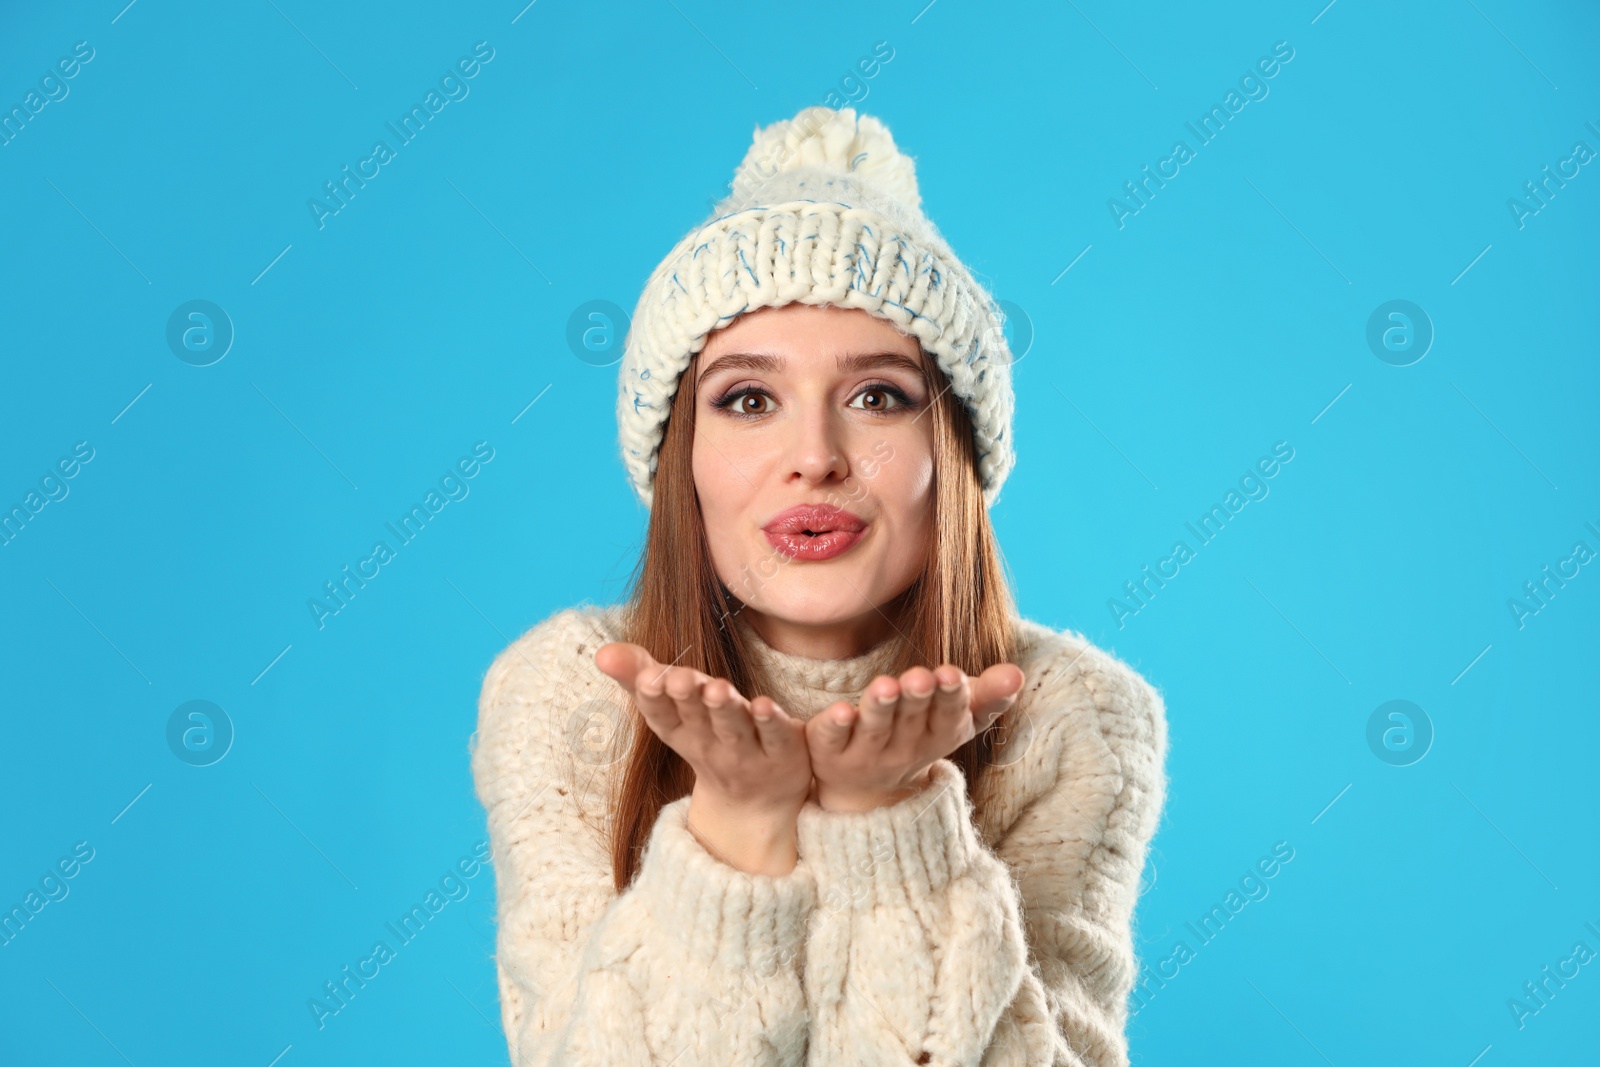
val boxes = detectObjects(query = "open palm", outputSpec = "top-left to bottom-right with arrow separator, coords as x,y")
805,662 -> 1025,812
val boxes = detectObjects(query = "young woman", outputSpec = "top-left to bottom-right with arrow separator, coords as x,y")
472,106 -> 1168,1066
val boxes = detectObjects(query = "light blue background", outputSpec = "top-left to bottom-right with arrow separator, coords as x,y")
2,0 -> 1596,1063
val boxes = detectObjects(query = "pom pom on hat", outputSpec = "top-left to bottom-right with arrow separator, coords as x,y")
728,106 -> 922,212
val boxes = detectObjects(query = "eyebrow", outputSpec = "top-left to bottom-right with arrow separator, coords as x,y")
697,351 -> 925,383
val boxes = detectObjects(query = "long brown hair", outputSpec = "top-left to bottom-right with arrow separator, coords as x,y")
607,326 -> 1018,891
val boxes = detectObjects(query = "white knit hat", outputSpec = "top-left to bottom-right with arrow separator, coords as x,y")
616,105 -> 1016,508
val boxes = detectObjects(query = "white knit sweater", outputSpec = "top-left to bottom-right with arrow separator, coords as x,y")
470,604 -> 1168,1066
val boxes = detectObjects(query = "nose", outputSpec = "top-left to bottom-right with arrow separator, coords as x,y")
786,399 -> 851,490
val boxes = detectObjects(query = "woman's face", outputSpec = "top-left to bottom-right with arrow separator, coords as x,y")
692,302 -> 936,653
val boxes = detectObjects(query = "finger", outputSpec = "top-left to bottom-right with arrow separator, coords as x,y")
971,663 -> 1025,730
632,661 -> 684,733
807,699 -> 858,754
747,693 -> 806,757
697,674 -> 755,745
663,665 -> 724,739
930,665 -> 972,735
854,675 -> 901,745
894,666 -> 938,738
661,664 -> 712,707
595,642 -> 653,689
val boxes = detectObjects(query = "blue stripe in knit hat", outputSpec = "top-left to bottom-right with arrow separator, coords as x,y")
617,105 -> 1016,509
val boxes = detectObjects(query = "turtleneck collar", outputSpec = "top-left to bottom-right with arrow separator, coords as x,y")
729,609 -> 904,721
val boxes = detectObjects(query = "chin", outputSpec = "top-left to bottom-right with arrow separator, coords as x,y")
745,567 -> 898,626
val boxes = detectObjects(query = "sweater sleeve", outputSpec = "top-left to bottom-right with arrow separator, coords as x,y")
793,643 -> 1169,1067
471,608 -> 821,1066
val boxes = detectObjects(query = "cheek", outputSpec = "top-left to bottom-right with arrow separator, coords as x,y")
692,435 -> 752,573
691,438 -> 731,524
693,428 -> 764,504
871,440 -> 934,509
858,438 -> 933,560
863,445 -> 932,594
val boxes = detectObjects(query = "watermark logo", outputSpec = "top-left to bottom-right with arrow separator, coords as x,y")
166,699 -> 234,767
985,298 -> 1034,366
987,704 -> 1037,768
1365,699 -> 1432,767
166,300 -> 234,366
1365,300 -> 1432,367
566,299 -> 630,367
563,698 -> 628,766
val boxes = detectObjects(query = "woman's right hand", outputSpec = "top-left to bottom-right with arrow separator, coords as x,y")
595,642 -> 812,875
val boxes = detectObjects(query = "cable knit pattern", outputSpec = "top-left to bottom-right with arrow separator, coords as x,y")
471,603 -> 1168,1066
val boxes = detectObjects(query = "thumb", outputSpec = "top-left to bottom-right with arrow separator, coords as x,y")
972,663 -> 1025,721
594,641 -> 657,689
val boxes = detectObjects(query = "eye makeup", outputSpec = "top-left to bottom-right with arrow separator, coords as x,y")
709,380 -> 922,420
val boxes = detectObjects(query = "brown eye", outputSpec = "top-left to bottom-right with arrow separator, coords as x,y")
849,386 -> 909,413
714,387 -> 775,418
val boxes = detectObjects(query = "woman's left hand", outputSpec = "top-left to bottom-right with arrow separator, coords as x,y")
804,662 -> 1025,813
